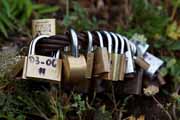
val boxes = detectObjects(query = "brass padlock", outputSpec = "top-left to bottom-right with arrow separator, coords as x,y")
85,31 -> 94,79
32,19 -> 56,37
129,41 -> 150,70
110,32 -> 120,81
63,29 -> 87,84
23,35 -> 62,82
93,31 -> 110,76
100,31 -> 113,80
116,34 -> 126,81
123,36 -> 135,76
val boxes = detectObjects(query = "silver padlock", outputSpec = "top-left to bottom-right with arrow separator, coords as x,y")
123,36 -> 135,75
144,52 -> 164,76
131,40 -> 149,55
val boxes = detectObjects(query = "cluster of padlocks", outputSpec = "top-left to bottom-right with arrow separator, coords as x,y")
22,27 -> 165,95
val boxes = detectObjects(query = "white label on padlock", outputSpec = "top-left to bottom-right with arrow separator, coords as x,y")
144,52 -> 163,75
132,40 -> 149,55
125,51 -> 135,73
32,19 -> 56,37
26,55 -> 61,81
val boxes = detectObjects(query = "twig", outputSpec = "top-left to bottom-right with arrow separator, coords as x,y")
152,96 -> 172,120
28,98 -> 50,120
170,2 -> 178,21
118,110 -> 123,120
66,0 -> 69,17
172,85 -> 180,120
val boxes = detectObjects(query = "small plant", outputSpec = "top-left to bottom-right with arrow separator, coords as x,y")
0,0 -> 59,38
63,2 -> 101,31
71,93 -> 86,120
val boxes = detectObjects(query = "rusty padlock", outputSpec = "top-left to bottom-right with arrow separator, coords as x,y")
63,29 -> 87,84
85,31 -> 94,79
116,34 -> 126,81
93,31 -> 110,76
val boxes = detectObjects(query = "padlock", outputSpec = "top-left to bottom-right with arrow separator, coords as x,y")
100,31 -> 113,80
63,29 -> 87,84
116,34 -> 126,81
22,35 -> 62,82
85,31 -> 94,79
123,36 -> 135,76
129,41 -> 150,70
123,68 -> 143,95
93,31 -> 110,76
131,39 -> 149,55
32,19 -> 56,37
110,32 -> 120,81
143,52 -> 164,76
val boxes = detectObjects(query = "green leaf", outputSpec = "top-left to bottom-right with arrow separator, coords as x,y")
16,114 -> 25,120
172,0 -> 180,7
25,0 -> 33,18
159,67 -> 168,77
36,6 -> 59,14
32,4 -> 46,10
0,13 -> 15,31
169,41 -> 180,50
166,58 -> 176,68
0,20 -> 8,37
2,0 -> 10,16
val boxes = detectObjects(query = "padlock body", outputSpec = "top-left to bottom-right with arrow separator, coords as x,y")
93,47 -> 110,75
63,55 -> 87,84
124,69 -> 143,95
85,52 -> 94,79
25,55 -> 62,81
125,51 -> 135,74
32,19 -> 56,37
100,53 -> 112,80
134,56 -> 149,70
111,53 -> 120,81
119,54 -> 126,81
22,56 -> 28,79
144,52 -> 163,76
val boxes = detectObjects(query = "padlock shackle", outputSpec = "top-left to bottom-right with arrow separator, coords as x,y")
110,32 -> 119,54
116,34 -> 124,54
29,35 -> 49,55
52,49 -> 60,58
129,41 -> 137,55
69,29 -> 79,57
96,31 -> 104,48
103,31 -> 112,53
87,31 -> 93,53
123,36 -> 131,53
56,50 -> 60,58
